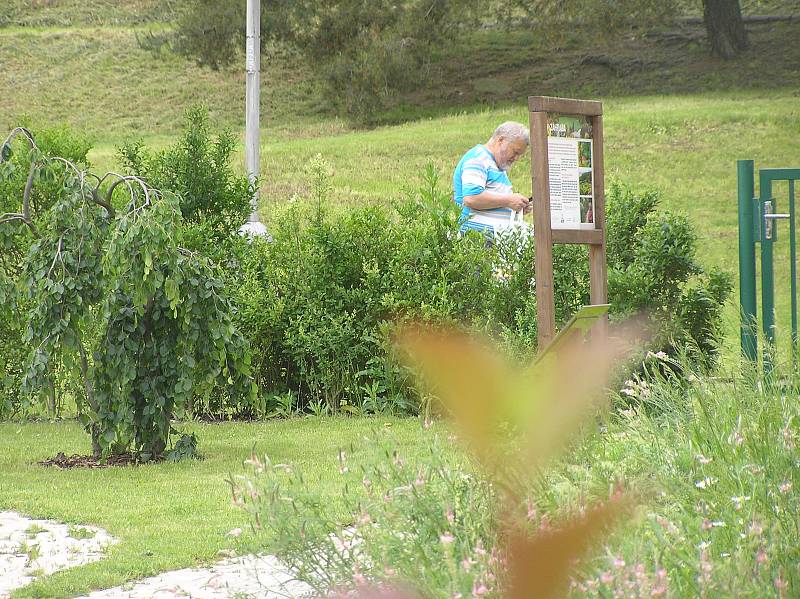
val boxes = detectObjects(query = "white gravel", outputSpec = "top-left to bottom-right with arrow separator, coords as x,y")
0,511 -> 116,598
73,554 -> 313,598
1,511 -> 313,598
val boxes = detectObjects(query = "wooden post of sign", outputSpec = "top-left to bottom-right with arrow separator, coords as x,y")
529,96 -> 608,351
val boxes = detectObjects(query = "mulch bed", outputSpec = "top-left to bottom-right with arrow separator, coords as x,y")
38,452 -> 161,469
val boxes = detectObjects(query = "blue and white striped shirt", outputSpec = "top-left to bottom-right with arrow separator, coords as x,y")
453,144 -> 514,235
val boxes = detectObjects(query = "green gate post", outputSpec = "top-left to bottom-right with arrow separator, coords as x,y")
789,179 -> 797,365
738,160 -> 758,362
760,172 -> 775,377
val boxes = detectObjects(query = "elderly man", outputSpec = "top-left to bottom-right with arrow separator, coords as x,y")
453,121 -> 531,240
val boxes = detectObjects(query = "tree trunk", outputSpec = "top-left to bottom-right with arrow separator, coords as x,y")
703,0 -> 748,59
46,377 -> 57,419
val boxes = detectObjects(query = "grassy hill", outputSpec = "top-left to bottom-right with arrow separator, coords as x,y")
2,1 -> 800,357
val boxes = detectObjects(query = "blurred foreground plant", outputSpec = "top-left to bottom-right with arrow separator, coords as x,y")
231,322 -> 638,597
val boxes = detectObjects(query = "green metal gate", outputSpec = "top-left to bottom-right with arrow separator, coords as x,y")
738,160 -> 800,372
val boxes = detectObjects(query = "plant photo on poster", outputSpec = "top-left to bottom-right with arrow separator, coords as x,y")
580,196 -> 594,224
547,114 -> 592,139
579,170 -> 592,196
578,139 -> 592,167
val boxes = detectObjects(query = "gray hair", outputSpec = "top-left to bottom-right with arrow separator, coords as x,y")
488,121 -> 530,145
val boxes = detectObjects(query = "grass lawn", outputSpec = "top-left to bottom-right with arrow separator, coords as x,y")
0,417 -> 431,598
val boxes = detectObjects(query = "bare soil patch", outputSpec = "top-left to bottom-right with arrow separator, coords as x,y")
38,452 -> 156,469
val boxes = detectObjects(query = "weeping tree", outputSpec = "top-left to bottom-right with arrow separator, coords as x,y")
0,128 -> 255,460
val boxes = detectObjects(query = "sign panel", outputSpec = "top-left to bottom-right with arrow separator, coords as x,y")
546,114 -> 594,230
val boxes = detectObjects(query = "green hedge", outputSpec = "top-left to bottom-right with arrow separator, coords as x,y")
225,160 -> 731,416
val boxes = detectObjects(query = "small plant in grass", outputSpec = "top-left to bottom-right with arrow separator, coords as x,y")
17,540 -> 40,564
24,523 -> 47,537
0,127 -> 254,459
67,525 -> 95,540
26,542 -> 41,564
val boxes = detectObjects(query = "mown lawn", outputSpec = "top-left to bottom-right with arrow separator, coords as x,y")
0,417 -> 430,598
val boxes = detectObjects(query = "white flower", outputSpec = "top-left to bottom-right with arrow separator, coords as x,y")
731,495 -> 751,510
695,477 -> 717,489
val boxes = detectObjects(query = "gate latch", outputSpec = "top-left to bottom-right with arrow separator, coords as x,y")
763,200 -> 790,240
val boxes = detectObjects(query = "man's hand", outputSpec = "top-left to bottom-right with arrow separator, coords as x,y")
506,193 -> 531,213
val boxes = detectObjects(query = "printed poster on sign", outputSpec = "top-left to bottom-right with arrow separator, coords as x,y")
546,114 -> 594,230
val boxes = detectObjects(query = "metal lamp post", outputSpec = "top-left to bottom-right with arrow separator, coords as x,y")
239,0 -> 269,239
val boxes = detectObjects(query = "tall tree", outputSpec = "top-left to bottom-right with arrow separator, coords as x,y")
703,0 -> 748,59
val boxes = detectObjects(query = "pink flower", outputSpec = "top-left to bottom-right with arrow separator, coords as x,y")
756,548 -> 768,565
779,480 -> 792,494
775,576 -> 789,597
600,571 -> 614,585
782,424 -> 795,450
440,532 -> 455,544
526,499 -> 537,522
728,429 -> 744,447
446,509 -> 455,524
651,569 -> 668,596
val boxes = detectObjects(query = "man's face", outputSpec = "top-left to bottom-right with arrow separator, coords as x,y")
497,138 -> 528,171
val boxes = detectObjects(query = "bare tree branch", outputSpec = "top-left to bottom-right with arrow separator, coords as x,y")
0,127 -> 37,159
23,161 -> 36,222
0,212 -> 40,237
90,188 -> 116,219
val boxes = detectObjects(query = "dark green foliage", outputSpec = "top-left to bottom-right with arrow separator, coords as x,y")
1,127 -> 254,459
87,190 -> 254,458
228,162 -> 730,416
606,181 -> 733,367
174,0 -> 476,120
228,162 -> 536,414
118,107 -> 254,251
605,182 -> 659,270
0,123 -> 93,418
173,1 -> 243,70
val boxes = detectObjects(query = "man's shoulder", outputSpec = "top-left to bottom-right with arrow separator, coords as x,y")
460,144 -> 492,167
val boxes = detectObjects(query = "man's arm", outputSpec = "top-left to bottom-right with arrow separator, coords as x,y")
464,190 -> 531,212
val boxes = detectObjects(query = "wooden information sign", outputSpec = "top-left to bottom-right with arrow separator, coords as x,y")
529,96 -> 608,350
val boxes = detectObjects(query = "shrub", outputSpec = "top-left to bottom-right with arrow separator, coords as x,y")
606,182 -> 733,367
118,106 -> 254,253
226,161 -> 729,416
1,127 -> 254,458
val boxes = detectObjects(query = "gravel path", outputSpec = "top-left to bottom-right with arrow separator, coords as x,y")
0,511 -> 313,598
73,554 -> 313,598
0,511 -> 116,598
